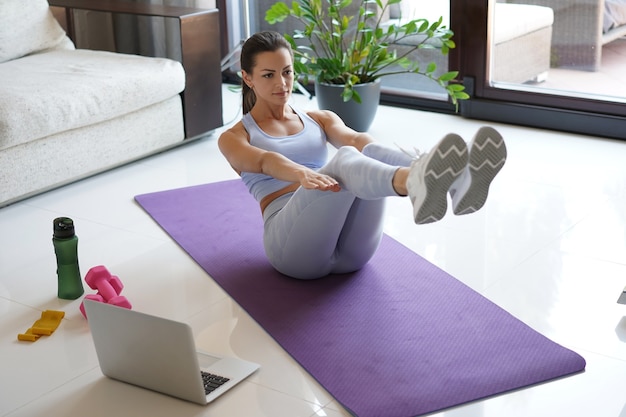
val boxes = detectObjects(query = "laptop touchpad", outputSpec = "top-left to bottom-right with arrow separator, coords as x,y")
197,351 -> 221,368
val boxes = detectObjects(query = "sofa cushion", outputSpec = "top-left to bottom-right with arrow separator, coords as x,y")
0,0 -> 74,64
0,49 -> 185,151
494,4 -> 554,45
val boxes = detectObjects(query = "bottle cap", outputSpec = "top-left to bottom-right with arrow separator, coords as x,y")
53,217 -> 75,238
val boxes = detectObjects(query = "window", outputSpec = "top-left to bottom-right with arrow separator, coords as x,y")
450,0 -> 626,139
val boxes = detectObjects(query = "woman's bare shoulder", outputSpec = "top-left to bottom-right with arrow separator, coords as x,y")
219,120 -> 248,142
306,109 -> 335,123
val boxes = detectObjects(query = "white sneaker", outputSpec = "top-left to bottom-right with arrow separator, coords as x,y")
406,133 -> 468,224
449,126 -> 507,215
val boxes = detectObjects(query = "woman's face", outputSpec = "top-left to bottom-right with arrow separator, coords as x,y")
243,48 -> 294,105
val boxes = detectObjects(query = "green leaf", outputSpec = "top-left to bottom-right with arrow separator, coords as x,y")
265,2 -> 291,24
439,71 -> 458,82
343,87 -> 362,103
341,15 -> 350,31
292,1 -> 302,16
339,0 -> 352,9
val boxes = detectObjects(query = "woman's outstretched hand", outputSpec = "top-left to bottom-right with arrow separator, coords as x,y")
299,170 -> 341,192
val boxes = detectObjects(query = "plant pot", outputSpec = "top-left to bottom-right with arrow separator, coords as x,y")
314,79 -> 381,132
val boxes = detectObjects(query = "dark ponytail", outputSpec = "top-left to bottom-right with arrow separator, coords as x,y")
242,83 -> 256,115
240,31 -> 293,114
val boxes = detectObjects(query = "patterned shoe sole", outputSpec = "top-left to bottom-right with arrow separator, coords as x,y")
452,126 -> 507,215
412,134 -> 468,224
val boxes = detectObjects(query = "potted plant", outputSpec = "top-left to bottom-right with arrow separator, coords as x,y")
265,0 -> 468,131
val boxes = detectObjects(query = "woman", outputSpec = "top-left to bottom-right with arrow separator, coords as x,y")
218,31 -> 506,279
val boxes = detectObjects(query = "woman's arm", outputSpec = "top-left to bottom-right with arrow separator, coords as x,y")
307,110 -> 375,151
218,122 -> 340,191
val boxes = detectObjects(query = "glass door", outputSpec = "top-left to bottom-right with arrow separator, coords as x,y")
450,0 -> 626,140
490,0 -> 626,103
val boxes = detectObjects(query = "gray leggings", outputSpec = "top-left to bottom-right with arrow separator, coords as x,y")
262,143 -> 413,279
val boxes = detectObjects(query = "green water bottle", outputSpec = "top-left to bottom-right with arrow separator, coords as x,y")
53,217 -> 84,300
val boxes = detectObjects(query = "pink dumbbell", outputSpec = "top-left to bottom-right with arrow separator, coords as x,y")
85,265 -> 131,307
79,265 -> 131,318
79,293 -> 104,318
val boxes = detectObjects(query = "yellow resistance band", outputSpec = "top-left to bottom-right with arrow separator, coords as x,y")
18,310 -> 65,342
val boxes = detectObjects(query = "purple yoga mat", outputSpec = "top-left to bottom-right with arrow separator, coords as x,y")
135,179 -> 585,417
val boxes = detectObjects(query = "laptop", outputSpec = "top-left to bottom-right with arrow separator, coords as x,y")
83,299 -> 260,405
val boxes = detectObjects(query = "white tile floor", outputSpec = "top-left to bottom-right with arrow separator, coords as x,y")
2,85 -> 626,417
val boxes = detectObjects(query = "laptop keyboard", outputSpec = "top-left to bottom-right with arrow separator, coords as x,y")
201,371 -> 230,395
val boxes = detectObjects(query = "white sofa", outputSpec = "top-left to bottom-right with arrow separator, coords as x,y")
0,0 -> 218,207
491,3 -> 554,84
